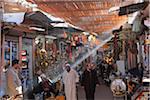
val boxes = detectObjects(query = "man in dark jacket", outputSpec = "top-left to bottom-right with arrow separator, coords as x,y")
81,63 -> 99,100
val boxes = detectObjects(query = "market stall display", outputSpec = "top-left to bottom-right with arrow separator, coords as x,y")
111,78 -> 126,97
34,35 -> 74,81
34,30 -> 100,80
4,41 -> 18,68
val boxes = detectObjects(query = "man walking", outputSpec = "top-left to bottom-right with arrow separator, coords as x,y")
63,64 -> 79,100
81,63 -> 99,100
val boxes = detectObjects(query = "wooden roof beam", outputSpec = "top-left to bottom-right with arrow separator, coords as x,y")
48,9 -> 110,15
43,6 -> 111,12
50,12 -> 118,19
78,22 -> 120,28
39,1 -> 113,12
65,18 -> 125,24
75,18 -> 126,25
89,27 -> 114,33
82,26 -> 114,31
33,0 -> 121,4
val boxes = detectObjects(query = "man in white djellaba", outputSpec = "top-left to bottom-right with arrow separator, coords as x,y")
63,63 -> 79,100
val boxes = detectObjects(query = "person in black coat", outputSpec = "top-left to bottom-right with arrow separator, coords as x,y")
81,63 -> 99,100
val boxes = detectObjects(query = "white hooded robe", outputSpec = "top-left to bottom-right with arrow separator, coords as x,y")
63,69 -> 79,100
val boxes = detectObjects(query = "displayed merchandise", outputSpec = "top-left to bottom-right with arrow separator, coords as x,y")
21,69 -> 30,91
34,32 -> 100,82
21,50 -> 28,69
21,50 -> 29,92
4,41 -> 18,67
12,43 -> 18,60
35,36 -> 65,81
136,91 -> 150,100
111,79 -> 126,96
21,39 -> 34,96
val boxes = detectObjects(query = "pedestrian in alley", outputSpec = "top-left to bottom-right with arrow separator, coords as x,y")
6,59 -> 22,100
62,63 -> 79,100
81,63 -> 99,100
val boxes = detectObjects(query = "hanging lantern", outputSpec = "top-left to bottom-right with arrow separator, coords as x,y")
88,35 -> 93,41
95,39 -> 100,45
63,32 -> 67,39
71,41 -> 76,46
74,35 -> 79,41
111,79 -> 126,96
92,36 -> 96,42
82,35 -> 87,44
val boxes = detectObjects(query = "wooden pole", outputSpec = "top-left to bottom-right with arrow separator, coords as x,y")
0,1 -> 3,95
19,36 -> 22,63
0,1 -> 3,69
1,33 -> 5,67
32,38 -> 35,76
122,31 -> 126,70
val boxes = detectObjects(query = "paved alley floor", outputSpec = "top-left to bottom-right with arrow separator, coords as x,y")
77,85 -> 114,100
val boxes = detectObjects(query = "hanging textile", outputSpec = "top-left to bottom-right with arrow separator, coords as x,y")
132,16 -> 142,33
127,50 -> 137,69
113,32 -> 119,61
66,45 -> 72,60
52,41 -> 57,55
82,35 -> 87,44
127,40 -> 138,69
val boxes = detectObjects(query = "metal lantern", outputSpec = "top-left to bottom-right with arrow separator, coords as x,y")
111,78 -> 126,96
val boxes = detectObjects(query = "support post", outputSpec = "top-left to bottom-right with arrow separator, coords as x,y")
32,38 -> 35,77
19,36 -> 22,63
0,2 -> 2,96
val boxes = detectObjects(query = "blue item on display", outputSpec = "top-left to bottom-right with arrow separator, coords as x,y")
4,41 -> 18,67
21,69 -> 30,92
5,54 -> 10,60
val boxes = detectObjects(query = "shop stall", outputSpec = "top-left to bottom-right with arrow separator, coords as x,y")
34,25 -> 103,83
1,21 -> 40,96
34,32 -> 87,81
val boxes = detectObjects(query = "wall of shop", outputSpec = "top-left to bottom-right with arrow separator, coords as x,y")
22,38 -> 33,92
0,30 -> 35,96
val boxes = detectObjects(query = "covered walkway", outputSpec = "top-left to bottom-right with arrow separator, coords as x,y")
78,85 -> 114,100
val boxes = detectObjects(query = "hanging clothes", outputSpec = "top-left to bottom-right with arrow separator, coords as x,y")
113,32 -> 119,61
132,16 -> 142,33
127,41 -> 138,69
